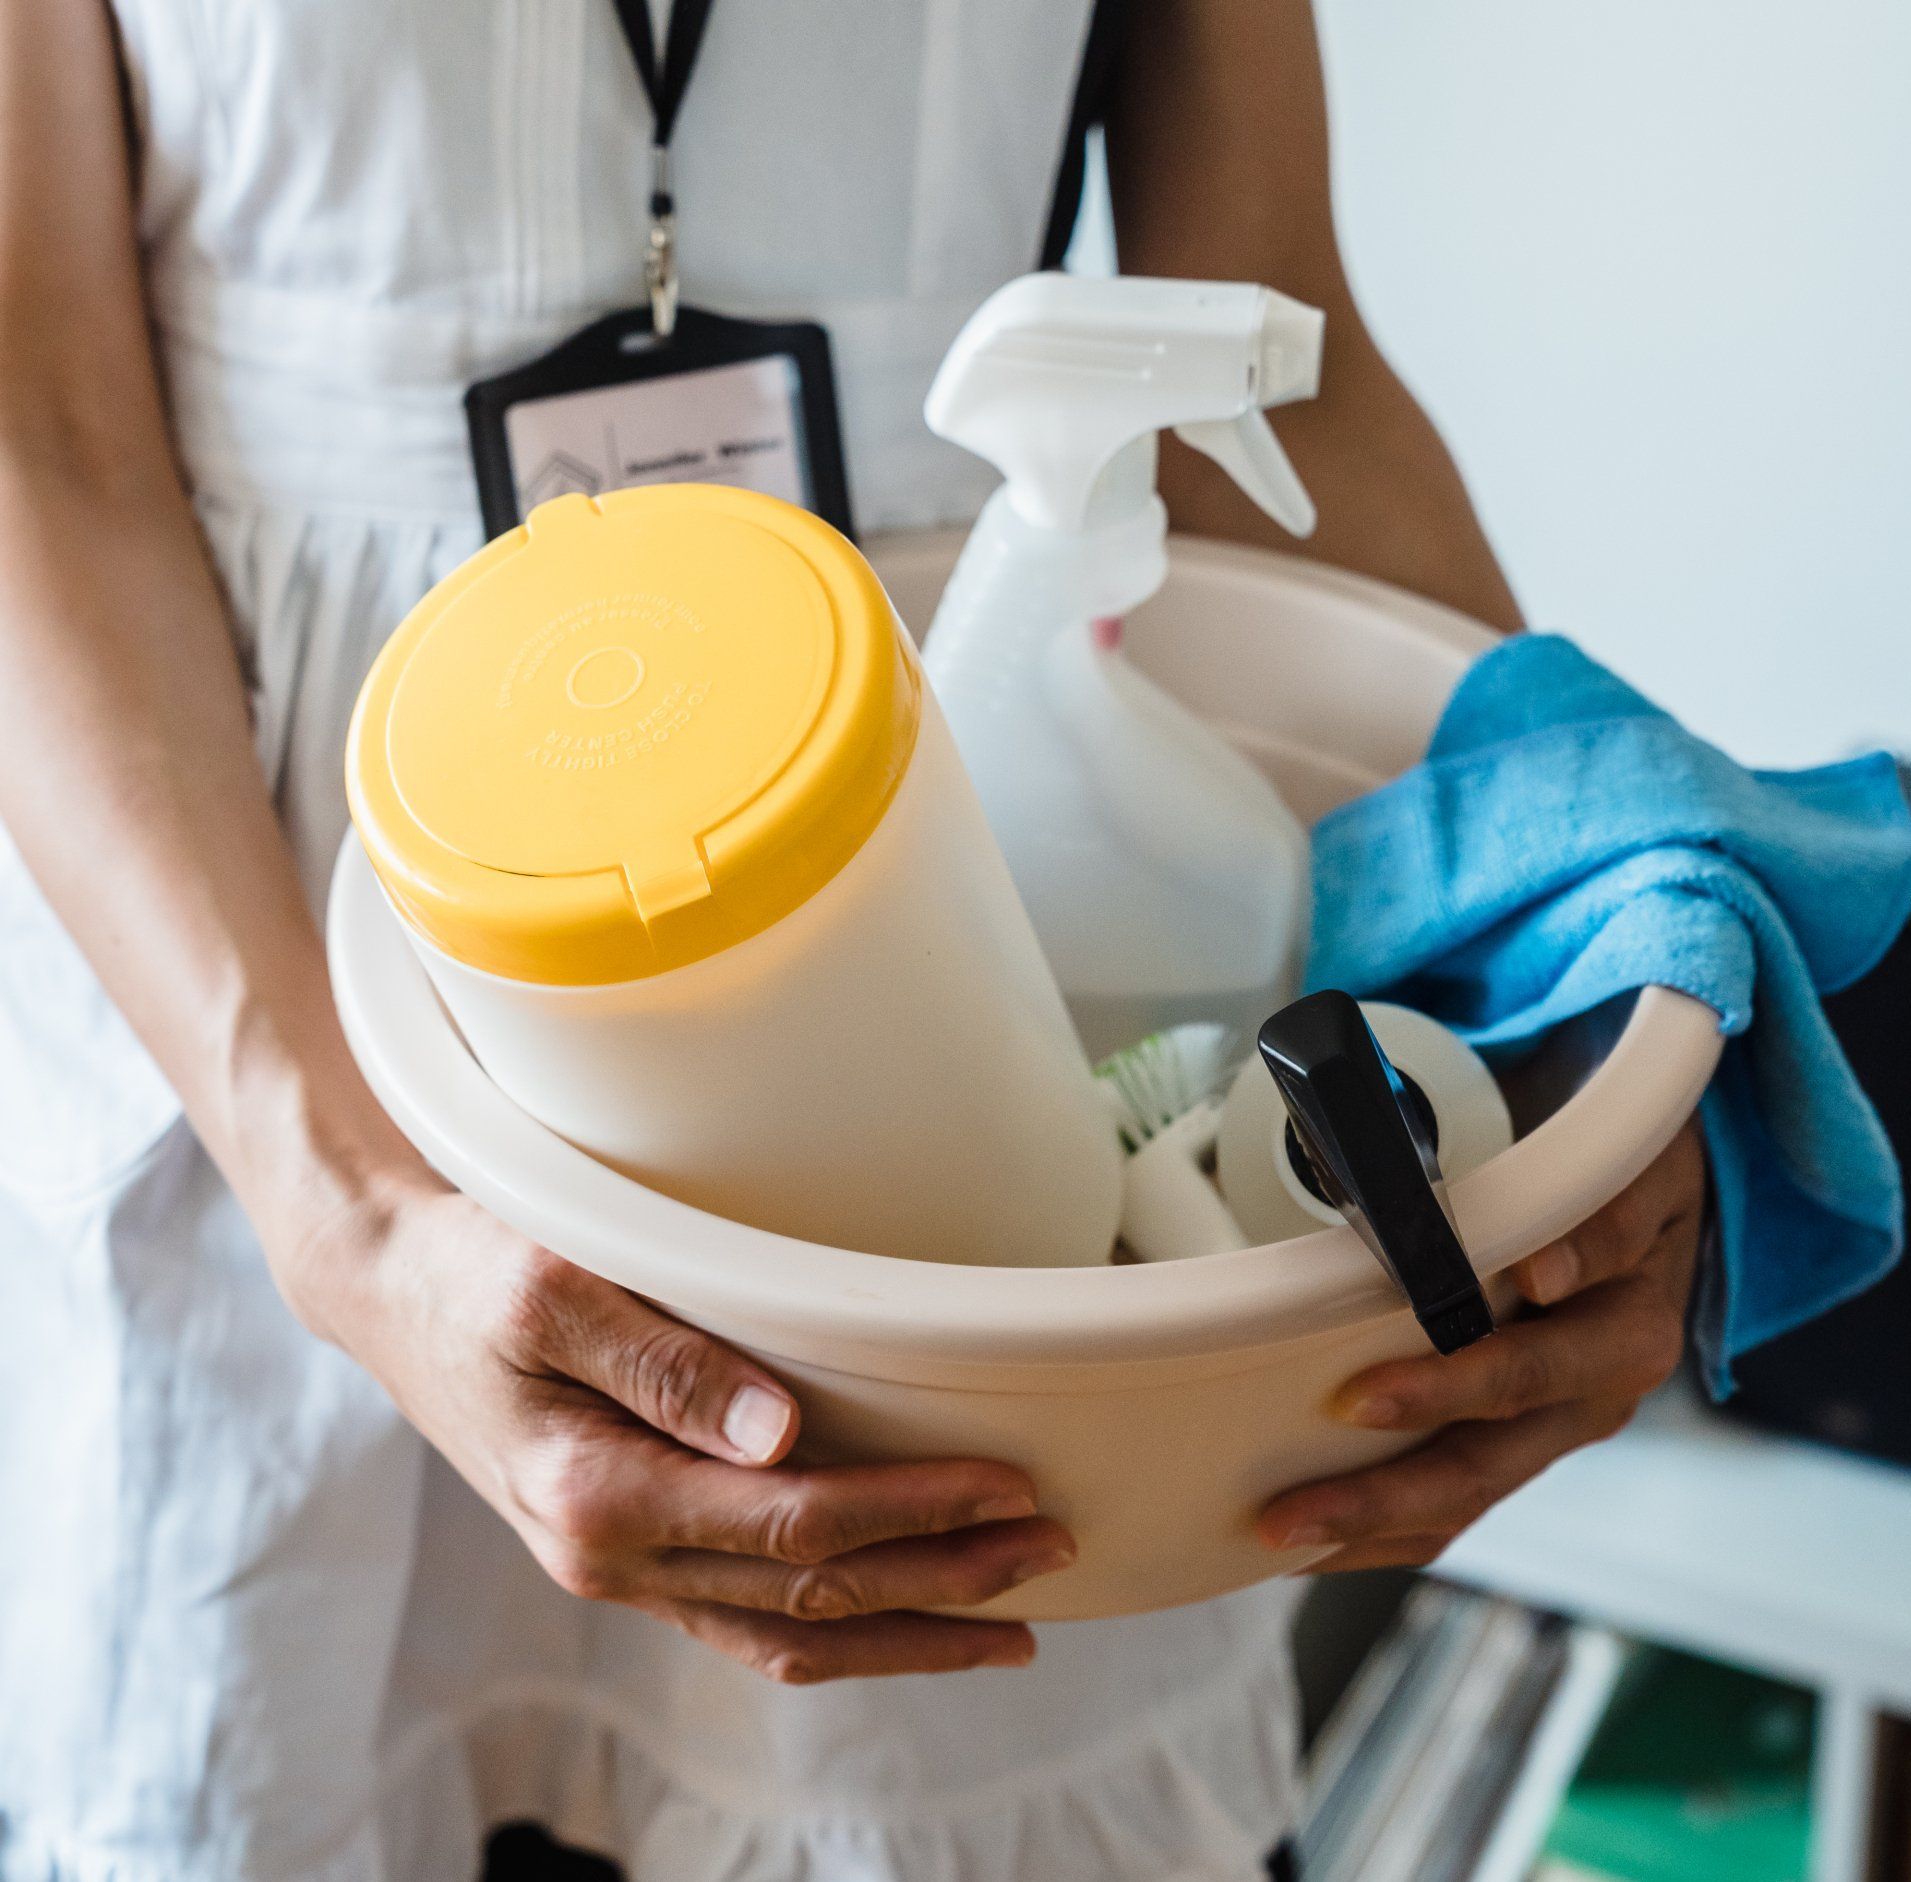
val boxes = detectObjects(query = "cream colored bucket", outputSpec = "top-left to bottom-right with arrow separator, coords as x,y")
328,536 -> 1721,1621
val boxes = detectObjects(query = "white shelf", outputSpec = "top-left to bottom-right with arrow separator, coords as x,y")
1436,1385 -> 1911,1716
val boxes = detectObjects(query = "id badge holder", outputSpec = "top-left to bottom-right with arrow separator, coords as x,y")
465,306 -> 854,542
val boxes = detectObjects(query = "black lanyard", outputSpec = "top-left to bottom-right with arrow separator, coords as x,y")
606,0 -> 720,335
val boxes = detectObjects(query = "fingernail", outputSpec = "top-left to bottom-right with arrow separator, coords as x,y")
1529,1244 -> 1580,1304
1276,1524 -> 1335,1550
1337,1393 -> 1403,1428
1260,1511 -> 1339,1551
985,1636 -> 1038,1668
1009,1546 -> 1077,1586
1280,1543 -> 1343,1575
722,1384 -> 792,1462
974,1494 -> 1039,1524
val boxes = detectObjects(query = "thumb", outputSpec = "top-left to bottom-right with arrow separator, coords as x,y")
1512,1119 -> 1706,1306
558,1264 -> 799,1466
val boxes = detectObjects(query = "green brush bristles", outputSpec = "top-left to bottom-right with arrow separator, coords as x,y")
1095,1023 -> 1243,1153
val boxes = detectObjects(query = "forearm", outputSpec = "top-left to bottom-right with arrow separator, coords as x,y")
0,446 -> 422,1311
0,0 -> 426,1325
1107,0 -> 1522,632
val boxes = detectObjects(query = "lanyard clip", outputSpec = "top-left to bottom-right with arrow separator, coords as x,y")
645,144 -> 680,339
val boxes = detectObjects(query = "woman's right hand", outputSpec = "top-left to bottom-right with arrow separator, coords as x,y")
269,1163 -> 1074,1684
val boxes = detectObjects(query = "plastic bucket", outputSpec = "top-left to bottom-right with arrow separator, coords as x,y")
328,535 -> 1721,1621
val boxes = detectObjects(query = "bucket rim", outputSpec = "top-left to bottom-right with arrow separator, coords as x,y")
327,539 -> 1723,1371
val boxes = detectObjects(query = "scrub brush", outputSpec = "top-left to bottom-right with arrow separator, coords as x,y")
1095,1024 -> 1252,1262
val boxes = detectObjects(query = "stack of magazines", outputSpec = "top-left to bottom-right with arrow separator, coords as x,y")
1297,1585 -> 1627,1882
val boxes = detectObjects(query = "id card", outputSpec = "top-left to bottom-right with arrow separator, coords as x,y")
466,306 -> 854,541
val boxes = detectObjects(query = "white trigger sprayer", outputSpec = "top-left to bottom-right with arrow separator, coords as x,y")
921,274 -> 1326,1062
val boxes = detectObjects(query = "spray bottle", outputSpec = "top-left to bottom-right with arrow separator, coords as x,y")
922,273 -> 1327,1060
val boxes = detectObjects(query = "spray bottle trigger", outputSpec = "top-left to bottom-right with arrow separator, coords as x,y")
1174,410 -> 1317,540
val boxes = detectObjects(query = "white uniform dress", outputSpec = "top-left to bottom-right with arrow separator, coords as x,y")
0,3 -> 1306,1877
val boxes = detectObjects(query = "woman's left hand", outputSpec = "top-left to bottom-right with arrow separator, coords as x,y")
1257,1116 -> 1708,1572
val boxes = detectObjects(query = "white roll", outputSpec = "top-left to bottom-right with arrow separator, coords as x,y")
1216,1001 -> 1514,1247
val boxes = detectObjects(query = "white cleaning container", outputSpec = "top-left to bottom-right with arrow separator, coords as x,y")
345,487 -> 1121,1269
331,533 -> 1723,1621
923,274 -> 1323,1060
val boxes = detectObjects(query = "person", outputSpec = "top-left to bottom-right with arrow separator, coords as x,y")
0,1 -> 1707,1877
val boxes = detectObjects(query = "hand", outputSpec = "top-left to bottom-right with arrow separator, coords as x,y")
272,1164 -> 1074,1683
1258,1116 -> 1707,1572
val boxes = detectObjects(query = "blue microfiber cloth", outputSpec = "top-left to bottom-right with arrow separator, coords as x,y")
1308,634 -> 1911,1393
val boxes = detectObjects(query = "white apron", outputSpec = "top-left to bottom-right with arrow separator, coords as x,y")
0,3 -> 1305,1877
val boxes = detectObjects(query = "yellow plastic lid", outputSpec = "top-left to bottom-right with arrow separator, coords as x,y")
347,486 -> 920,985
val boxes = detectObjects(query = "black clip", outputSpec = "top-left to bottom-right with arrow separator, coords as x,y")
1257,991 -> 1495,1355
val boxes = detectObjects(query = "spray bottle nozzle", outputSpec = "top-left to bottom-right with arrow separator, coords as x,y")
1256,992 -> 1495,1356
924,273 -> 1326,538
1175,291 -> 1325,537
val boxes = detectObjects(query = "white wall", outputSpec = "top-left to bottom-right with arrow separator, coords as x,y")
1314,0 -> 1911,767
